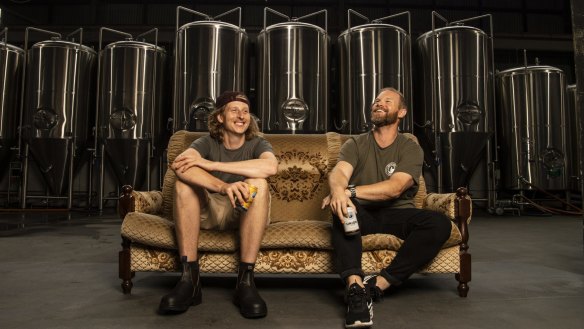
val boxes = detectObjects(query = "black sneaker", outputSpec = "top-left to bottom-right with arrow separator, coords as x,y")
345,283 -> 373,328
363,275 -> 384,302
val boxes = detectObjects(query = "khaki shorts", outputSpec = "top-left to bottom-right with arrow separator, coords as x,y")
199,191 -> 242,230
199,190 -> 271,230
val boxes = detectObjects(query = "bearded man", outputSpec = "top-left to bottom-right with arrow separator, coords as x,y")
322,87 -> 452,328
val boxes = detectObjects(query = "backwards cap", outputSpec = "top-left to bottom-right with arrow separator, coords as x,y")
215,91 -> 250,109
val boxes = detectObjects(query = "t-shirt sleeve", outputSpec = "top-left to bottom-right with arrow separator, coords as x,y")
338,137 -> 358,168
253,137 -> 274,158
396,138 -> 423,186
189,135 -> 211,158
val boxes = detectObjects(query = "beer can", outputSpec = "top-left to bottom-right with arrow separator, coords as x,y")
343,206 -> 360,235
236,184 -> 258,211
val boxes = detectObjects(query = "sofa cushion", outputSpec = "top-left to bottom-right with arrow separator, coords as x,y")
361,220 -> 461,251
261,221 -> 333,249
122,210 -> 462,254
122,212 -> 237,252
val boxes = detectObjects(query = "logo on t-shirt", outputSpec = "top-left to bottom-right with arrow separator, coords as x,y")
385,162 -> 397,177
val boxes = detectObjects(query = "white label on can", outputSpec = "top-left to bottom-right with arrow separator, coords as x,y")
343,207 -> 359,233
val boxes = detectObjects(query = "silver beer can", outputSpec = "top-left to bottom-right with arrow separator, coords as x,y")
343,206 -> 360,235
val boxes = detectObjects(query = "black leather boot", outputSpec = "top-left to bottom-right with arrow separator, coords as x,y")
158,256 -> 202,314
233,263 -> 267,318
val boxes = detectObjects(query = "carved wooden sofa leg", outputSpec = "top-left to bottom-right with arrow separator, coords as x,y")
455,187 -> 472,297
119,237 -> 135,294
118,185 -> 135,294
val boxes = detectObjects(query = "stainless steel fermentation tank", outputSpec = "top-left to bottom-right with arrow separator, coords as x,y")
20,28 -> 96,208
566,84 -> 580,192
257,8 -> 329,133
95,28 -> 167,209
496,66 -> 567,191
0,29 -> 24,181
173,6 -> 248,131
415,13 -> 495,207
337,10 -> 412,134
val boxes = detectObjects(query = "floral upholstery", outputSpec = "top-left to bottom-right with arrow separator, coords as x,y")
131,191 -> 164,215
119,130 -> 472,296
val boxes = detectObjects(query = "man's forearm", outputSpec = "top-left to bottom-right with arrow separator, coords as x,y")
329,170 -> 349,195
213,158 -> 278,178
349,175 -> 413,201
175,166 -> 227,193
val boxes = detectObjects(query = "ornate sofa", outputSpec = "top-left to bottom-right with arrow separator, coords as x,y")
118,130 -> 472,296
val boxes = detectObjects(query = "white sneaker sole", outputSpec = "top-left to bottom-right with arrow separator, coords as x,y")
345,320 -> 373,328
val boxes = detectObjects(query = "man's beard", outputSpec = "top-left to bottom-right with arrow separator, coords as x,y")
371,110 -> 398,127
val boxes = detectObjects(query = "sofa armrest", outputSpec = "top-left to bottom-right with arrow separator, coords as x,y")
423,187 -> 472,224
423,187 -> 471,264
118,185 -> 164,220
426,187 -> 473,297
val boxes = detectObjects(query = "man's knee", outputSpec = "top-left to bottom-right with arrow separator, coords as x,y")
174,180 -> 203,201
174,179 -> 188,194
244,178 -> 269,197
434,213 -> 453,241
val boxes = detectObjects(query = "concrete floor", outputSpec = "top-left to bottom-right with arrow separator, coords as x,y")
0,209 -> 583,329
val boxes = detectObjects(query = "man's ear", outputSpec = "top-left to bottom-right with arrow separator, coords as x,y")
398,108 -> 407,118
217,112 -> 224,124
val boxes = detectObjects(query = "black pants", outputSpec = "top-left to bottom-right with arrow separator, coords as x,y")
331,200 -> 452,286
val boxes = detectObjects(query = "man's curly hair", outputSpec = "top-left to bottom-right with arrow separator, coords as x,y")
207,105 -> 260,143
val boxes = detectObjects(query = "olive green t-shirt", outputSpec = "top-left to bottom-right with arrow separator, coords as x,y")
339,131 -> 423,208
190,134 -> 274,184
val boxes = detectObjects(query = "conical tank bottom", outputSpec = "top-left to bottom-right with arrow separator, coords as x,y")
27,138 -> 72,195
440,132 -> 491,192
104,139 -> 149,190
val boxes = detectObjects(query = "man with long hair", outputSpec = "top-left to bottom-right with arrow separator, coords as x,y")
159,91 -> 278,319
322,88 -> 452,328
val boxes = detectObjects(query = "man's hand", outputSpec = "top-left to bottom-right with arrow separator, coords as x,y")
219,181 -> 251,208
322,190 -> 355,223
171,149 -> 216,173
171,149 -> 196,172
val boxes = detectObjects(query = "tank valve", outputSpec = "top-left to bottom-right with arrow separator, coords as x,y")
281,98 -> 308,131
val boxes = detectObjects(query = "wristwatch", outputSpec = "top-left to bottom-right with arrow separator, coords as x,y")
348,185 -> 357,198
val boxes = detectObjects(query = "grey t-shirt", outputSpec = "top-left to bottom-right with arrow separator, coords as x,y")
190,135 -> 274,184
339,131 -> 423,208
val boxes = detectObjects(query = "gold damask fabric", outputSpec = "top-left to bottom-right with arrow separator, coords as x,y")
123,209 -> 462,253
130,245 -> 334,274
131,190 -> 164,215
160,130 -> 185,219
160,169 -> 177,221
362,234 -> 404,251
361,246 -> 460,275
122,212 -> 238,252
256,250 -> 334,273
122,213 -> 176,249
261,221 -> 333,249
130,244 -> 460,275
361,221 -> 461,251
420,246 -> 461,273
130,243 -> 178,272
266,134 -> 333,223
424,192 -> 473,224
326,132 -> 342,171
